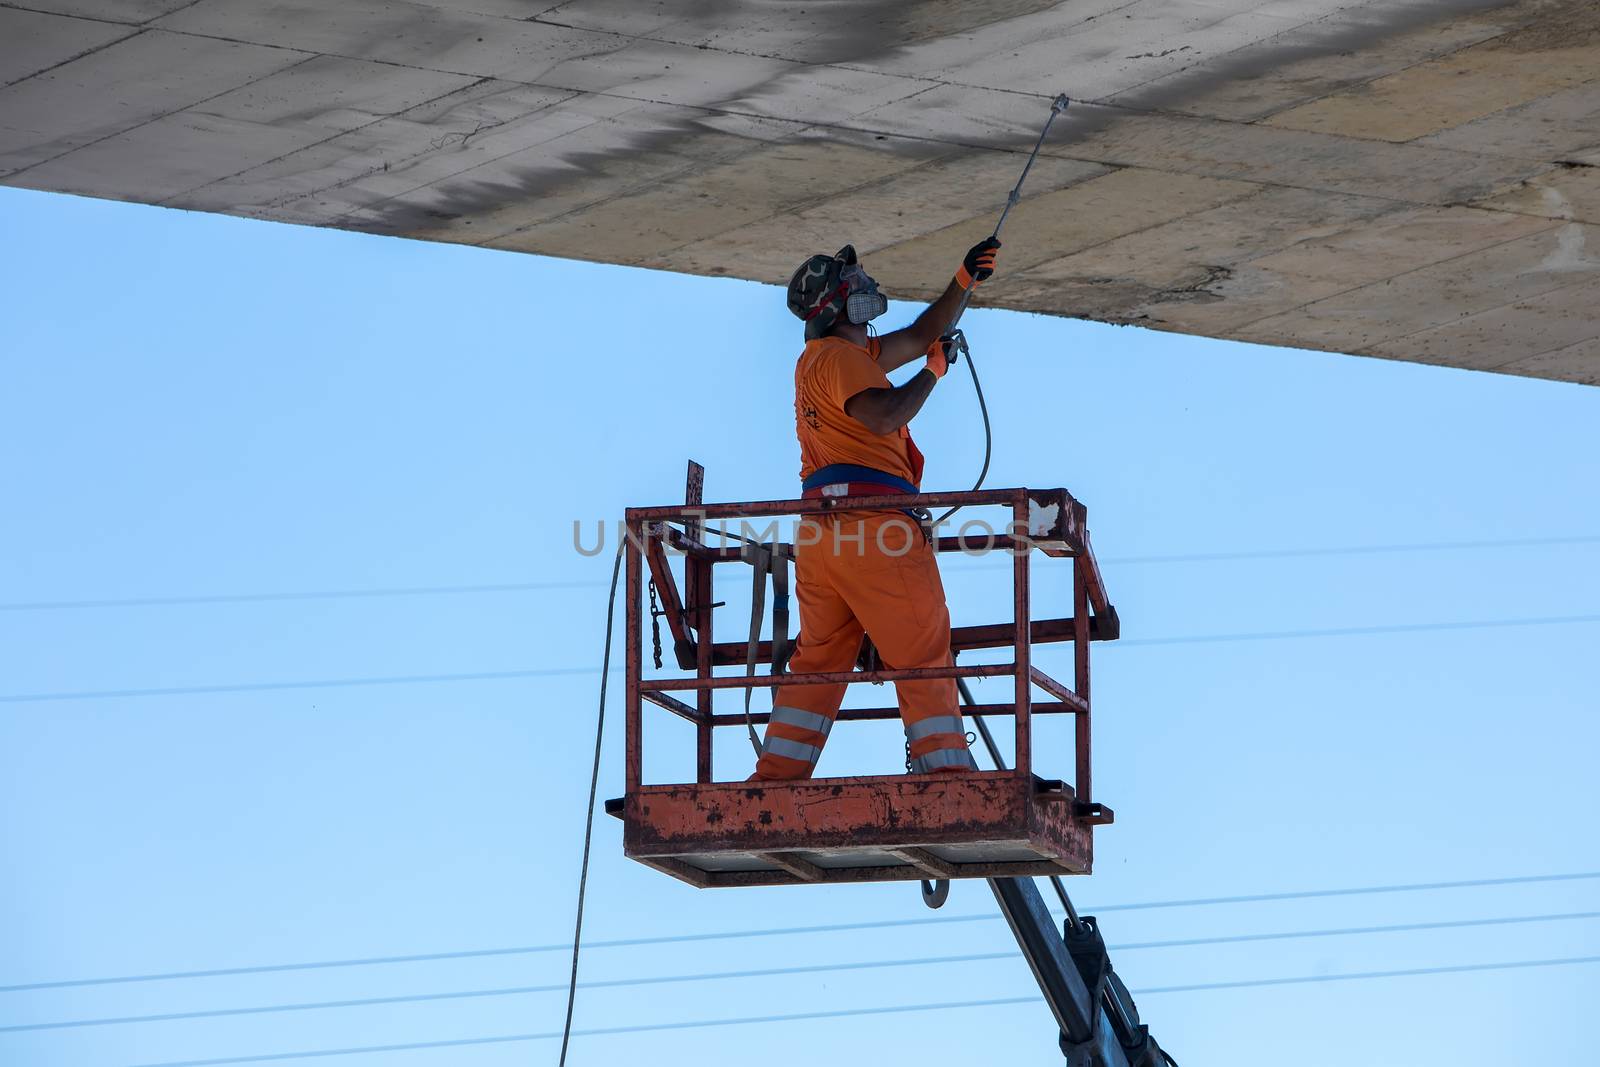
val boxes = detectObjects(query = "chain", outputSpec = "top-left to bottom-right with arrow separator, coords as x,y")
646,577 -> 664,670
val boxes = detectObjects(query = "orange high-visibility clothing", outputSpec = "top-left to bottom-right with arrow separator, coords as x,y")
795,335 -> 924,488
754,336 -> 975,780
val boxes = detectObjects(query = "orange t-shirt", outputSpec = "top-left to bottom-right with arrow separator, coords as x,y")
794,336 -> 922,486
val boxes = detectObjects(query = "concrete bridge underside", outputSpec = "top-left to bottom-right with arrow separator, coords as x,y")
4,0 -> 1599,383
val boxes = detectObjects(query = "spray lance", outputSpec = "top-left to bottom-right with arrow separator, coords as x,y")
932,92 -> 1071,527
915,95 -> 1073,913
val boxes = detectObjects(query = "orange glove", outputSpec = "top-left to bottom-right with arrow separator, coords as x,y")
925,333 -> 961,379
955,237 -> 1001,290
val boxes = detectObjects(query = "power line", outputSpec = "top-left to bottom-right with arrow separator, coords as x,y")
0,953 -> 1014,1035
6,611 -> 1599,705
120,955 -> 1600,1067
0,580 -> 598,613
0,666 -> 602,704
1134,954 -> 1600,994
1112,908 -> 1600,950
5,533 -> 1595,614
6,870 -> 1595,994
1111,613 -> 1600,647
123,997 -> 1044,1067
1103,533 -> 1600,566
8,911 -> 1595,1035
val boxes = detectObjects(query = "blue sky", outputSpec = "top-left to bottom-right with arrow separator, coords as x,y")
1,185 -> 1596,1067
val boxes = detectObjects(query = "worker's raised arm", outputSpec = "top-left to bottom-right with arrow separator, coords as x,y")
843,374 -> 936,435
844,336 -> 961,433
875,238 -> 1000,372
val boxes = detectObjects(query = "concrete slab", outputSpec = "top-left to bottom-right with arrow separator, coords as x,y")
1017,185 -> 1392,292
1106,4 -> 1521,122
1267,47 -> 1600,144
0,8 -> 134,89
497,135 -> 945,267
1048,107 -> 1546,205
1238,224 -> 1582,351
1496,336 -> 1600,384
0,29 -> 302,178
16,1 -> 199,23
1239,203 -> 1558,288
662,150 -> 1111,283
1420,80 -> 1600,162
358,103 -> 793,245
1006,185 -> 1400,331
1369,275 -> 1600,370
156,0 -> 629,84
1473,163 -> 1600,228
16,55 -> 475,202
531,0 -> 1089,68
4,0 -> 1600,384
1112,202 -> 1559,337
867,167 -> 1261,299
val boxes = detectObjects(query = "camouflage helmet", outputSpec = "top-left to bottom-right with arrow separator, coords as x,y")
787,245 -> 855,341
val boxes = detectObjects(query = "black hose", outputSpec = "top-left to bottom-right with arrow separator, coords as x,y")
557,542 -> 625,1066
931,343 -> 993,529
956,675 -> 1080,930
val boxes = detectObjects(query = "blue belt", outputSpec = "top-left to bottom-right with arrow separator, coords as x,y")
801,464 -> 918,495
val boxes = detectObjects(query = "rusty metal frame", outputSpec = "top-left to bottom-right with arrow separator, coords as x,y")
618,478 -> 1117,888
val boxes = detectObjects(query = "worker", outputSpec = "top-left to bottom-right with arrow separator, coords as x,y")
751,238 -> 1001,780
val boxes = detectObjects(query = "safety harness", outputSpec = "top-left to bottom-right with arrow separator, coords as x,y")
800,462 -> 917,498
741,540 -> 793,757
802,462 -> 929,527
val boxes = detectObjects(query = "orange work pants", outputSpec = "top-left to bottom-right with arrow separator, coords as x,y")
753,510 -> 977,780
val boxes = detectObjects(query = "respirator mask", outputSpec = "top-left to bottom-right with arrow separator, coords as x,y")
838,259 -> 889,326
838,254 -> 887,325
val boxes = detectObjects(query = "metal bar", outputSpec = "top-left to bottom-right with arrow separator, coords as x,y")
709,700 -> 1077,727
634,854 -> 713,889
642,662 -> 1015,693
662,524 -> 729,561
935,534 -> 1025,554
644,858 -> 1083,889
701,616 -> 1110,667
658,530 -> 1030,561
1012,499 -> 1032,778
663,530 -> 747,562
888,846 -> 958,879
759,851 -> 826,882
1079,529 -> 1112,620
683,461 -> 704,544
628,488 -> 1012,522
1028,667 -> 1089,715
625,519 -> 643,793
988,877 -> 1100,1049
643,531 -> 694,652
686,471 -> 714,785
694,554 -> 714,783
1074,556 -> 1092,804
642,689 -> 704,725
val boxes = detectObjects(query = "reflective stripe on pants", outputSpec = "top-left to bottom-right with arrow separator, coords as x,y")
756,705 -> 832,772
905,715 -> 964,743
910,746 -> 978,774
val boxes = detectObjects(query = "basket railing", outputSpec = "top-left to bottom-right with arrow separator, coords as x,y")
622,485 -> 1114,802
